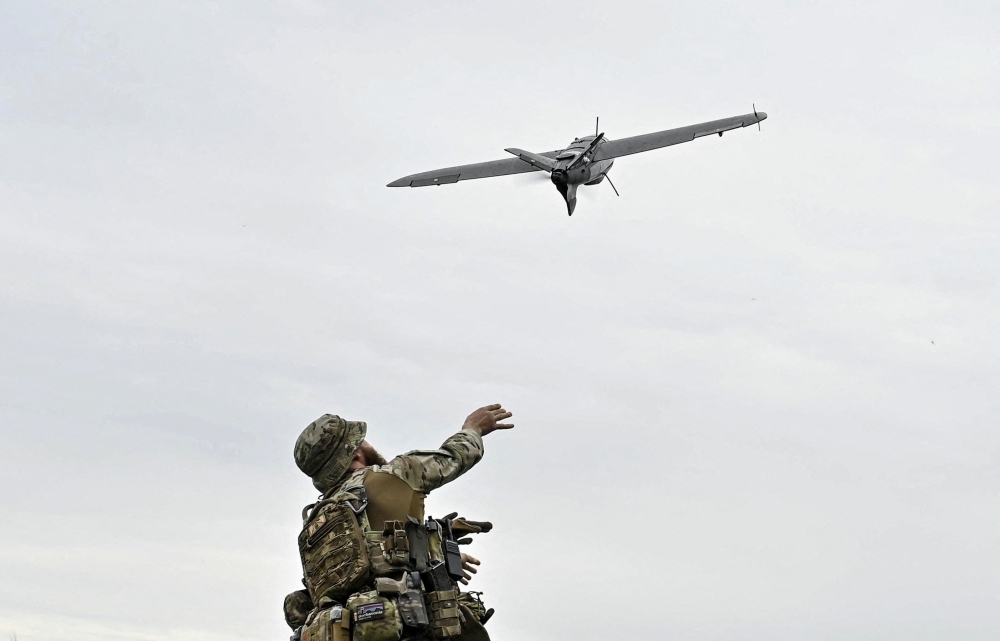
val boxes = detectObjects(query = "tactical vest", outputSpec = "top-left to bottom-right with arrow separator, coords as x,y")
298,469 -> 469,639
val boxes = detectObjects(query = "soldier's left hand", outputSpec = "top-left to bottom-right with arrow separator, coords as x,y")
459,553 -> 480,585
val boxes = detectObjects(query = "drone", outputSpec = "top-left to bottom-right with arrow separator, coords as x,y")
388,107 -> 767,215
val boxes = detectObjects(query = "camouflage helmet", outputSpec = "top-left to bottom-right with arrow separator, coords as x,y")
295,414 -> 367,492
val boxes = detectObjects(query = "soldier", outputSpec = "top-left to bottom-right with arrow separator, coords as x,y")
285,404 -> 514,641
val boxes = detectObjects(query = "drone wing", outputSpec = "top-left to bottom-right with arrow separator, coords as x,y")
593,111 -> 767,161
388,151 -> 560,188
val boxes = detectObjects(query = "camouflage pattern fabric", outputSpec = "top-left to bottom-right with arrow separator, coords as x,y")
453,604 -> 491,641
293,428 -> 489,635
285,589 -> 315,629
295,415 -> 368,493
363,430 -> 485,494
329,430 -> 483,505
455,593 -> 486,623
347,591 -> 404,641
299,486 -> 372,603
301,605 -> 350,641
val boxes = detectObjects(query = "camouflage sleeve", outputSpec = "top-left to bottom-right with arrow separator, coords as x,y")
379,430 -> 485,493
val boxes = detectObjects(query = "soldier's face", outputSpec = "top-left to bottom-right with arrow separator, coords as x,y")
359,440 -> 388,466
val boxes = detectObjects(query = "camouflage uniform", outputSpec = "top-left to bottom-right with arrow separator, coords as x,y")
339,430 -> 484,496
289,421 -> 491,641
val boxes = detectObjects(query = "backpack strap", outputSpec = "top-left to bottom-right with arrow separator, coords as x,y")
300,469 -> 370,527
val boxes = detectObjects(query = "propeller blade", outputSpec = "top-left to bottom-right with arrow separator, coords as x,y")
564,183 -> 578,216
754,103 -> 760,131
551,170 -> 577,216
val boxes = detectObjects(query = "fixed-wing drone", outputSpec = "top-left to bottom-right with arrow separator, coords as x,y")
388,108 -> 767,215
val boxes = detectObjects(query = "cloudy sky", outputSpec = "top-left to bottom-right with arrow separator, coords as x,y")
2,1 -> 998,640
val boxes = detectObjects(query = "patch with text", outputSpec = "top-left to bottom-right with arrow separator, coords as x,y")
356,603 -> 386,623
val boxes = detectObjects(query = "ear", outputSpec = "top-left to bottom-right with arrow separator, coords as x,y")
352,447 -> 366,467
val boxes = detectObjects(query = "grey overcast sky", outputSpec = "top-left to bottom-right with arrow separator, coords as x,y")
1,1 -> 998,640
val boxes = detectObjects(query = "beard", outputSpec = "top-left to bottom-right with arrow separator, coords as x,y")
359,441 -> 388,466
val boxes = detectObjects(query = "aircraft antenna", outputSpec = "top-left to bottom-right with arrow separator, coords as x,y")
605,173 -> 620,197
753,103 -> 760,131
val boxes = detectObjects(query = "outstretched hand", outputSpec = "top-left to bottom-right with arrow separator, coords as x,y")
459,553 -> 480,585
462,404 -> 514,437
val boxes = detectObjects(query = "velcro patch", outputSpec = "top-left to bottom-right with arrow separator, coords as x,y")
356,603 -> 386,623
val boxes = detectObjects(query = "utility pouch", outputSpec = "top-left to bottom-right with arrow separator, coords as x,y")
285,589 -> 315,630
421,561 -> 454,594
366,530 -> 395,576
424,519 -> 445,566
301,606 -> 350,641
381,521 -> 410,567
405,519 -> 429,572
426,587 -> 462,638
347,591 -> 404,641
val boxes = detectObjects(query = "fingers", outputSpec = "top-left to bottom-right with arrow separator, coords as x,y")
466,404 -> 514,437
460,553 -> 480,584
483,404 -> 512,418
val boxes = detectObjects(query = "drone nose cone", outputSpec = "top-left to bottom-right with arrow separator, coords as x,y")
757,111 -> 768,121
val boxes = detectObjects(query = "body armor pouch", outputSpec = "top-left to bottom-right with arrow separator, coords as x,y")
425,587 -> 462,638
381,520 -> 410,567
301,605 -> 350,641
347,591 -> 404,641
299,486 -> 373,603
285,589 -> 315,630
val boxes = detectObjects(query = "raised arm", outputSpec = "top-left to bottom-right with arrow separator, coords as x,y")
381,404 -> 514,493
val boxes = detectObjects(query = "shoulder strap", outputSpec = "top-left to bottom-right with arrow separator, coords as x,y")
301,469 -> 370,526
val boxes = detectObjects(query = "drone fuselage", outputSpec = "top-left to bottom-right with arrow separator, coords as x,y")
548,135 -> 616,215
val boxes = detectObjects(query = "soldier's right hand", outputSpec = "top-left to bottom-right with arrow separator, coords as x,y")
459,553 -> 480,585
462,404 -> 514,437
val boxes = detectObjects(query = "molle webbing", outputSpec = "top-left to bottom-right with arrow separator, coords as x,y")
298,483 -> 372,603
362,470 -> 425,531
426,588 -> 461,638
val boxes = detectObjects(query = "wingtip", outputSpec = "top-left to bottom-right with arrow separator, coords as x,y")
386,178 -> 409,188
